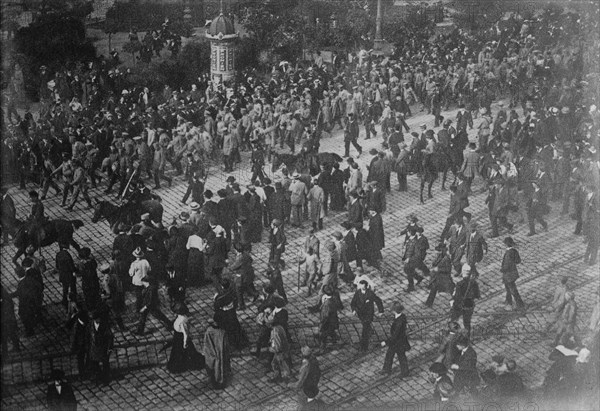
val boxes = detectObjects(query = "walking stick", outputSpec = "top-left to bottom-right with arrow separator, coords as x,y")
297,251 -> 302,292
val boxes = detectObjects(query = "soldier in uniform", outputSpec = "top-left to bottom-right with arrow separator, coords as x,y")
250,140 -> 266,184
66,159 -> 93,211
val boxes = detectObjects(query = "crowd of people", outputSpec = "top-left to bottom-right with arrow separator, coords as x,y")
1,4 -> 599,410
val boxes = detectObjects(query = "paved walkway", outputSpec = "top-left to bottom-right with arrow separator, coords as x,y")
1,101 -> 597,410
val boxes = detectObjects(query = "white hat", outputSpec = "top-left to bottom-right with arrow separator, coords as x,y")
190,202 -> 200,211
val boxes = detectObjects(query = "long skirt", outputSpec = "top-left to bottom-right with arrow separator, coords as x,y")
187,248 -> 205,286
167,331 -> 205,373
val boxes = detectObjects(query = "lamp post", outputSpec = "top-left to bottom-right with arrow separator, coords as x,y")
373,0 -> 384,53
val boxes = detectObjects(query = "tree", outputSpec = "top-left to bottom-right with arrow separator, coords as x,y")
104,17 -> 119,53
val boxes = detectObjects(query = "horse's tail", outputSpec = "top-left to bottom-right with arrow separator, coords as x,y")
70,220 -> 84,229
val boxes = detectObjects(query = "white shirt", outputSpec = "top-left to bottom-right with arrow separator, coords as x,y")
186,234 -> 206,251
129,259 -> 150,286
174,315 -> 188,333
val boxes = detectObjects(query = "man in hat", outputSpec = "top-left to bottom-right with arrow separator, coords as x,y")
1,188 -> 17,245
88,309 -> 114,385
182,170 -> 205,205
343,113 -> 362,158
363,99 -> 378,140
129,247 -> 150,310
152,141 -> 172,189
430,362 -> 454,402
380,301 -> 410,376
403,227 -> 424,293
451,335 -> 480,393
318,285 -> 342,349
55,242 -> 77,309
450,265 -> 480,338
445,215 -> 467,274
526,162 -> 551,236
464,221 -> 487,271
296,346 -> 321,403
289,172 -> 308,227
177,211 -> 197,239
11,258 -> 43,336
135,275 -> 172,335
46,369 -> 77,410
436,321 -> 462,369
27,190 -> 45,231
75,248 -> 101,312
425,242 -> 454,308
66,159 -> 93,211
501,237 -> 525,311
368,208 -> 385,264
269,219 -> 287,264
347,192 -> 363,225
350,279 -> 384,352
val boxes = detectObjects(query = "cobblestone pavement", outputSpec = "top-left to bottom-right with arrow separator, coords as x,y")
1,100 -> 598,410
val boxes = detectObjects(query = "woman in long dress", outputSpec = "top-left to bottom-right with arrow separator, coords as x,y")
203,319 -> 231,389
213,279 -> 248,350
167,303 -> 204,373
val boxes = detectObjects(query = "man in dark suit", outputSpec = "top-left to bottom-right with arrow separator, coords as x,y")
527,162 -> 551,236
268,219 -> 286,265
451,266 -> 480,337
368,209 -> 385,263
380,302 -> 410,376
501,237 -> 525,311
88,310 -> 115,385
1,188 -> 17,244
347,192 -> 363,225
446,216 -> 467,274
455,104 -> 473,132
429,362 -> 454,402
296,346 -> 322,404
403,227 -> 424,292
55,242 -> 77,309
46,369 -> 77,411
366,181 -> 386,214
350,280 -> 384,352
464,221 -> 487,271
451,335 -> 479,393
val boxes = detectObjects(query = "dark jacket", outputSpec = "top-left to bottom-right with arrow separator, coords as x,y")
56,249 -> 76,285
350,288 -> 383,322
452,277 -> 481,311
501,247 -> 521,283
386,313 -> 410,351
368,213 -> 385,251
343,231 -> 357,262
347,200 -> 363,224
88,320 -> 114,362
454,346 -> 480,388
47,382 -> 77,411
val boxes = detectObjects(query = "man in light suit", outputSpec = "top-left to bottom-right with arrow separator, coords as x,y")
288,172 -> 308,227
380,302 -> 410,376
460,143 -> 480,189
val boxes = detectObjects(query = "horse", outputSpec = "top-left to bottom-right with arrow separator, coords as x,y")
404,147 -> 442,204
12,219 -> 84,263
91,198 -> 163,234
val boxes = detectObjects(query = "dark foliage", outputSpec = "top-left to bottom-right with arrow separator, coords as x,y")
105,1 -> 202,33
13,14 -> 96,99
